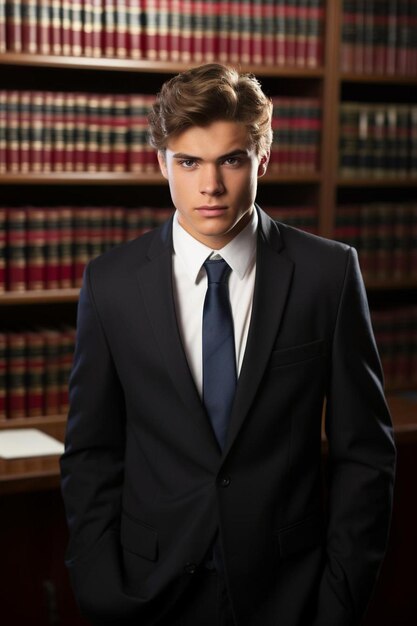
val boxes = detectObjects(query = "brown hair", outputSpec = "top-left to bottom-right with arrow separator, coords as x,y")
148,63 -> 273,156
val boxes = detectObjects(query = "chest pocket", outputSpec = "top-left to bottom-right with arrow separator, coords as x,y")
269,339 -> 325,369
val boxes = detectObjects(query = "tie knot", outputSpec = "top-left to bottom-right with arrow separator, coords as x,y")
204,259 -> 231,285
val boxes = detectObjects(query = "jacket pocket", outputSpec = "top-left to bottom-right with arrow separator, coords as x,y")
276,512 -> 324,558
269,339 -> 325,369
121,512 -> 158,561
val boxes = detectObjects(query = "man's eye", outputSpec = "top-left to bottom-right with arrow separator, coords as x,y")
179,159 -> 196,168
223,157 -> 240,166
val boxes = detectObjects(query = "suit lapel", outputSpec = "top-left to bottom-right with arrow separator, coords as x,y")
224,208 -> 294,456
136,219 -> 221,458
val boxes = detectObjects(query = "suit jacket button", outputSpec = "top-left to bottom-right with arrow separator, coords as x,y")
184,562 -> 197,575
219,476 -> 231,488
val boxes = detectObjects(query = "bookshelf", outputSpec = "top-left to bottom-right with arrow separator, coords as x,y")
0,3 -> 416,626
0,0 -> 416,457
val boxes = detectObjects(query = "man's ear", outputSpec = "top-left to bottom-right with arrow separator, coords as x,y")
157,150 -> 168,179
257,152 -> 269,177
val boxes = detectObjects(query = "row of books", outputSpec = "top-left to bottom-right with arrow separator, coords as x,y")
372,306 -> 417,390
335,203 -> 417,282
0,205 -> 318,293
341,0 -> 417,76
0,90 -> 158,174
0,90 -> 322,175
270,97 -> 321,173
0,0 -> 325,68
339,103 -> 417,179
0,326 -> 75,420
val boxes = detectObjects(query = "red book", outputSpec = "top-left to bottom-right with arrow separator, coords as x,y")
86,94 -> 101,172
37,0 -> 51,55
61,0 -> 72,55
98,94 -> 113,172
21,0 -> 38,53
42,91 -> 54,172
115,0 -> 128,58
0,91 -> 6,173
373,1 -> 387,74
180,0 -> 193,62
306,0 -> 325,68
64,92 -> 76,172
157,0 -> 170,61
6,0 -> 22,52
25,331 -> 45,417
0,0 -> 6,53
91,0 -> 103,57
74,92 -> 88,172
51,0 -> 61,54
44,208 -> 61,289
73,207 -> 89,287
202,0 -> 218,62
126,0 -> 143,59
42,328 -> 61,416
52,92 -> 66,172
71,0 -> 83,56
129,94 -> 148,172
7,332 -> 27,419
0,333 -> 6,420
103,0 -> 116,57
6,208 -> 27,292
5,90 -> 20,173
58,207 -> 73,288
112,94 -> 129,172
26,207 -> 46,290
19,90 -> 31,172
59,326 -> 76,414
30,91 -> 44,173
0,207 -> 5,292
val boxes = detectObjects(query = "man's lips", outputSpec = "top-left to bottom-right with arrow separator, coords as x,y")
195,206 -> 228,216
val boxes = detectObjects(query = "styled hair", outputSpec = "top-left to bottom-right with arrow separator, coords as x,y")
148,63 -> 273,156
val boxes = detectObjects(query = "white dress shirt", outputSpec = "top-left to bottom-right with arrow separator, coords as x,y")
172,208 -> 258,397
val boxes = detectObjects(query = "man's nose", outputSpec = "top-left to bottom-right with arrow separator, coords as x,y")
199,165 -> 225,195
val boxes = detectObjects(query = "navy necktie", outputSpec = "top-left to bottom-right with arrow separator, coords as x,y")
202,258 -> 237,450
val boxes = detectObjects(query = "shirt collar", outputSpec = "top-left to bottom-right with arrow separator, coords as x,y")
172,208 -> 258,284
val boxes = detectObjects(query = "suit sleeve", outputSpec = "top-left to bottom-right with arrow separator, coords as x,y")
313,247 -> 396,626
60,263 -> 145,623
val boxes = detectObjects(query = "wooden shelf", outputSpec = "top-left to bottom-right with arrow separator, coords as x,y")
340,72 -> 417,85
0,288 -> 79,305
0,52 -> 325,78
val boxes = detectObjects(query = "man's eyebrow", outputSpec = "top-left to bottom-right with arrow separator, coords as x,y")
172,149 -> 249,161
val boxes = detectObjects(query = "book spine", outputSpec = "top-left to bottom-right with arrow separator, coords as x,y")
6,90 -> 20,173
63,91 -> 75,171
50,0 -> 61,54
228,0 -> 240,66
341,0 -> 356,72
129,94 -> 147,173
169,0 -> 181,61
98,94 -> 113,171
353,0 -> 365,73
73,207 -> 89,286
363,0 -> 375,73
103,0 -> 116,56
0,333 -> 6,419
61,0 -> 71,55
203,0 -> 217,62
86,93 -> 100,172
21,0 -> 38,53
59,326 -> 75,413
115,0 -> 128,57
145,0 -> 158,59
26,207 -> 46,290
180,0 -> 193,62
251,0 -> 263,65
397,0 -> 409,74
0,207 -> 5,292
42,90 -> 53,172
112,94 -> 129,172
19,90 -> 31,172
7,332 -> 27,419
71,0 -> 82,55
306,0 -> 324,68
25,331 -> 45,417
192,0 -> 205,63
158,0 -> 170,61
91,0 -> 103,57
0,0 -> 6,53
375,203 -> 394,280
74,92 -> 87,172
83,0 -> 94,56
7,207 -> 26,291
339,103 -> 359,178
44,207 -> 60,289
6,0 -> 22,52
126,0 -> 143,59
43,329 -> 61,415
52,91 -> 65,172
58,207 -> 73,287
0,91 -> 6,173
373,0 -> 388,74
30,91 -> 44,172
37,0 -> 51,55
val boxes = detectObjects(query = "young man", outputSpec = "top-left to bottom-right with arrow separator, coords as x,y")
60,64 -> 396,626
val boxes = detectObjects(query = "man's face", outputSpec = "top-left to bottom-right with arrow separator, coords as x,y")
158,120 -> 268,249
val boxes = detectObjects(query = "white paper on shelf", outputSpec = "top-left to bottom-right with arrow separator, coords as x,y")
0,429 -> 65,459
